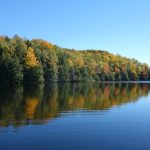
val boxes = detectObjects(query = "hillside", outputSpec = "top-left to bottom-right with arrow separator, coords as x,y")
0,35 -> 150,84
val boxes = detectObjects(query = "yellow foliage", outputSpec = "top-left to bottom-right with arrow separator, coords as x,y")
25,47 -> 39,68
75,57 -> 84,68
26,98 -> 39,119
77,96 -> 85,107
103,55 -> 110,62
67,59 -> 74,67
68,96 -> 74,105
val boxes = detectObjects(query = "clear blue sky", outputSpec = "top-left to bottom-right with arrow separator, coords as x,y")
1,0 -> 150,65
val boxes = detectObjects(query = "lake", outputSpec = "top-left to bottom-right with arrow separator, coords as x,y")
0,83 -> 150,150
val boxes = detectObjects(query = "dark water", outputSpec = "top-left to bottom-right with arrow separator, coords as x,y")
0,83 -> 150,150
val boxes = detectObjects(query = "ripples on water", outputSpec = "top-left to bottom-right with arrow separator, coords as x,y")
0,83 -> 150,150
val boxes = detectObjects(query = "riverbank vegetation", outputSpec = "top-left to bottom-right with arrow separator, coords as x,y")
0,35 -> 150,84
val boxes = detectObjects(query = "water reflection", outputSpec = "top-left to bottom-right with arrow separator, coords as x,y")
0,83 -> 150,127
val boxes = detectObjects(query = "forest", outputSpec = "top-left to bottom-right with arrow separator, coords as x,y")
0,35 -> 150,84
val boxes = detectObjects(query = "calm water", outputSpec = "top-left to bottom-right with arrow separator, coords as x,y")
0,83 -> 150,150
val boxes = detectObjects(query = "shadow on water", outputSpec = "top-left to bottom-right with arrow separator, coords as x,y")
0,82 -> 150,127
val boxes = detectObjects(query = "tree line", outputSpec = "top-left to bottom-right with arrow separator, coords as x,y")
0,35 -> 150,84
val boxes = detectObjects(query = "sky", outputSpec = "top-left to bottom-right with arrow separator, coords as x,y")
0,0 -> 150,65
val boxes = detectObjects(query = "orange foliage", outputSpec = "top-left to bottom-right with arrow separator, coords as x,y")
114,87 -> 119,96
122,88 -> 127,97
0,36 -> 5,42
103,63 -> 110,74
42,41 -> 53,49
103,85 -> 110,99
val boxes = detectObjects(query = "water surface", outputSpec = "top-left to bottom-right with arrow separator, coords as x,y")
0,83 -> 150,150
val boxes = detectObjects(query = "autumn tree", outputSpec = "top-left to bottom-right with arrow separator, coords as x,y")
24,47 -> 44,83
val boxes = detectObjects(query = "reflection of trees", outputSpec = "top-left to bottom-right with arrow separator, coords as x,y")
0,83 -> 150,127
